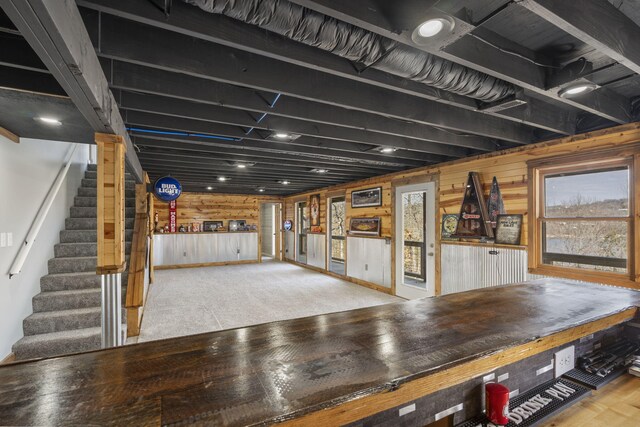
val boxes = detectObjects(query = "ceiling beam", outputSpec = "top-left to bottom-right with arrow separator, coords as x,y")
76,0 -> 575,135
106,60 -> 513,151
123,109 -> 461,162
286,0 -> 633,125
520,0 -> 640,77
135,144 -> 402,175
132,135 -> 419,170
118,90 -> 494,152
91,12 -> 533,144
0,0 -> 143,181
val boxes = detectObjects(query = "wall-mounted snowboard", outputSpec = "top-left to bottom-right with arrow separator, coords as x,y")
453,172 -> 494,239
487,176 -> 506,230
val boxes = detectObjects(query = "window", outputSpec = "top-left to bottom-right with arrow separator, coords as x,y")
530,156 -> 633,280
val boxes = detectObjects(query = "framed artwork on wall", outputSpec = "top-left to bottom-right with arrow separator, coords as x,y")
494,214 -> 523,245
441,214 -> 459,240
310,193 -> 321,226
351,187 -> 382,208
349,217 -> 381,236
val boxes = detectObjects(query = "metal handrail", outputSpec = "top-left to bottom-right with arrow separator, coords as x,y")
9,144 -> 79,278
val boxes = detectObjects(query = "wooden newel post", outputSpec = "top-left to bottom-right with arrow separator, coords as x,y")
95,133 -> 127,348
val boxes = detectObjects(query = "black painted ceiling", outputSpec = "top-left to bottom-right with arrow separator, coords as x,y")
1,0 -> 639,194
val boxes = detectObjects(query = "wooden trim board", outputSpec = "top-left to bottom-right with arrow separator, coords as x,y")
0,126 -> 19,143
154,259 -> 259,270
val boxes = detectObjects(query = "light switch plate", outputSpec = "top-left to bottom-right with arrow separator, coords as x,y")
7,232 -> 12,247
0,233 -> 6,247
554,346 -> 575,378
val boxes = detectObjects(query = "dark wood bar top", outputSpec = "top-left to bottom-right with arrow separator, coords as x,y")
0,279 -> 638,426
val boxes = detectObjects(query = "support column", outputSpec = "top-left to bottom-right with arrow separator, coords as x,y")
95,132 -> 126,348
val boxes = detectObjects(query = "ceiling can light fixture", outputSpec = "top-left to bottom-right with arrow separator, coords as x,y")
37,117 -> 62,126
279,180 -> 290,185
558,83 -> 598,98
311,168 -> 329,174
217,176 -> 227,182
236,164 -> 247,169
206,186 -> 213,190
274,132 -> 290,139
412,16 -> 454,45
376,146 -> 397,153
258,188 -> 265,192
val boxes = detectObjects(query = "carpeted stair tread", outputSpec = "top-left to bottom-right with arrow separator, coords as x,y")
74,196 -> 136,207
12,326 -> 102,360
41,272 -> 102,292
48,256 -> 96,274
82,178 -> 136,190
70,206 -> 136,218
60,229 -> 134,243
33,288 -> 102,312
23,307 -> 102,335
78,187 -> 135,197
54,242 -> 132,258
65,217 -> 135,230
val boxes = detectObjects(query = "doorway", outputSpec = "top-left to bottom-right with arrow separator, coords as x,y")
328,196 -> 346,275
395,182 -> 436,299
296,201 -> 308,264
260,203 -> 281,260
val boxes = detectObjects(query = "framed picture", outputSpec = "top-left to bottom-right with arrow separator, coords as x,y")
351,187 -> 382,208
441,214 -> 459,240
349,217 -> 381,236
495,214 -> 523,245
203,220 -> 223,232
310,193 -> 321,226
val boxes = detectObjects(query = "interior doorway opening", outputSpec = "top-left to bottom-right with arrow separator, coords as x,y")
328,196 -> 346,275
260,203 -> 281,260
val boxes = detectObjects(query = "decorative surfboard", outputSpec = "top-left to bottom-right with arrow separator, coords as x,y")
487,176 -> 506,230
453,172 -> 494,239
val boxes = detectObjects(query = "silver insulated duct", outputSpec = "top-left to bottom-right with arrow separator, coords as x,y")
184,0 -> 515,102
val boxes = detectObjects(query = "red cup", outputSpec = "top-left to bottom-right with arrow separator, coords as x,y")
486,382 -> 510,425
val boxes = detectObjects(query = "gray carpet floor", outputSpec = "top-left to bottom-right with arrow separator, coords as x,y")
134,261 -> 401,343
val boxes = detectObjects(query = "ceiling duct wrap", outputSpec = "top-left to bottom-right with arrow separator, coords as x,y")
184,0 -> 515,102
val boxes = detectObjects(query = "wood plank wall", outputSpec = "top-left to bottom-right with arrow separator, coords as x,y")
284,123 -> 640,290
153,193 -> 278,229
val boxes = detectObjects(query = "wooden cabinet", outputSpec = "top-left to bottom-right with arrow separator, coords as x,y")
346,236 -> 391,288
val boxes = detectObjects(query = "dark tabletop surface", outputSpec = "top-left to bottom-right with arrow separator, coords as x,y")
0,279 -> 638,426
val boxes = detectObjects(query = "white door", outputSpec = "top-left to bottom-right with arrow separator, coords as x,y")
395,182 -> 436,299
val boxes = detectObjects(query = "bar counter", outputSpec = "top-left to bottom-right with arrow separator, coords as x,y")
0,279 -> 638,425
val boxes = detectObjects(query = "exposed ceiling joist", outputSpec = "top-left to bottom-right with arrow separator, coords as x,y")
76,0 -> 576,135
520,0 -> 640,76
123,109 -> 464,161
90,12 -> 534,144
132,135 -> 423,169
286,0 -> 633,124
0,0 -> 143,181
117,90 -> 495,152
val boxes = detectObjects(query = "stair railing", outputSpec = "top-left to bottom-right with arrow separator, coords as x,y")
9,143 -> 79,278
125,183 -> 152,336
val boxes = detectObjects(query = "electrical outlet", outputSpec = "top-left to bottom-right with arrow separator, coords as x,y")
554,345 -> 575,378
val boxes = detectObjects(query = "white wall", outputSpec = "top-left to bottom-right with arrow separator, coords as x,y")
0,137 -> 91,359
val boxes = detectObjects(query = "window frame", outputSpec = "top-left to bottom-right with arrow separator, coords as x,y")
528,152 -> 638,286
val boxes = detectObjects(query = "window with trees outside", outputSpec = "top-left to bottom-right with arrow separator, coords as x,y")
530,156 -> 633,281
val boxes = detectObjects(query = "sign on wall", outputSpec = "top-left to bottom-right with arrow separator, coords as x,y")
169,200 -> 177,233
283,220 -> 293,231
154,176 -> 182,202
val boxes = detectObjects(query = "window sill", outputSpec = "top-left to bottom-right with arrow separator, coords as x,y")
528,265 -> 639,290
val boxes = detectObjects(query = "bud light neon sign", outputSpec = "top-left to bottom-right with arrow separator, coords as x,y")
154,176 -> 182,202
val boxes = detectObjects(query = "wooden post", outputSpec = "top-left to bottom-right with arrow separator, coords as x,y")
95,132 -> 126,348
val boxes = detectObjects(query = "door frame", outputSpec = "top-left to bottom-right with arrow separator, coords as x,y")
295,200 -> 308,263
392,177 -> 438,299
259,201 -> 283,261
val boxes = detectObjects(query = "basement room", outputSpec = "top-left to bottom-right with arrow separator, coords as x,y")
1,0 -> 640,426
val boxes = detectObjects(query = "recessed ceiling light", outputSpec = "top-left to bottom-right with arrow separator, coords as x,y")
311,168 -> 329,173
558,83 -> 598,98
236,164 -> 247,169
412,16 -> 454,44
206,186 -> 213,190
217,176 -> 227,182
258,188 -> 265,192
418,19 -> 444,37
280,180 -> 290,185
378,146 -> 397,153
37,117 -> 62,126
274,132 -> 290,139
